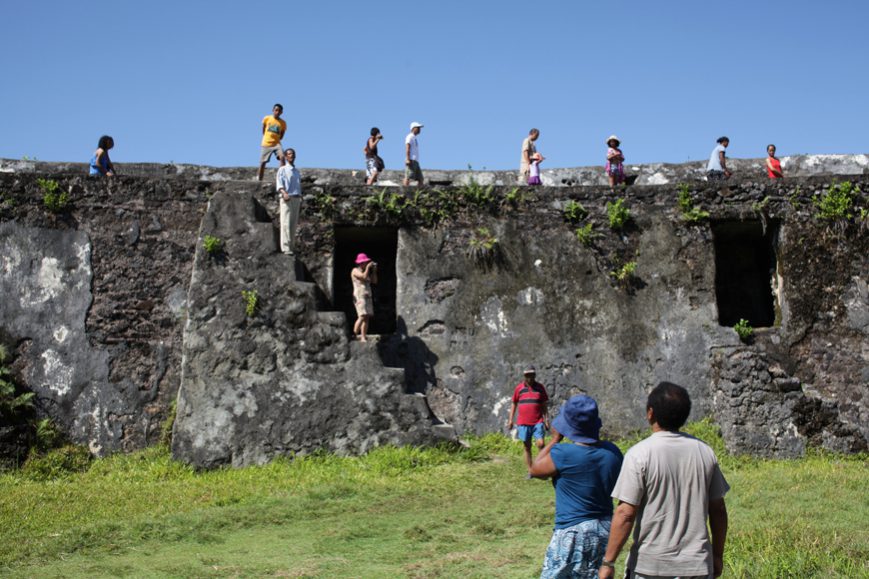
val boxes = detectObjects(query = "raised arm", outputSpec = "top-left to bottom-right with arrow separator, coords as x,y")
529,429 -> 563,478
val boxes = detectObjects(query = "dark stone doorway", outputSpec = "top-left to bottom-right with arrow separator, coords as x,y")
712,220 -> 778,327
333,227 -> 398,336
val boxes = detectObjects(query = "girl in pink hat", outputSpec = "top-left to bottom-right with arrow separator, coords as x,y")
351,253 -> 378,341
605,135 -> 625,191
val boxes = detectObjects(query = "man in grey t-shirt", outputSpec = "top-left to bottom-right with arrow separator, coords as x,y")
598,382 -> 729,579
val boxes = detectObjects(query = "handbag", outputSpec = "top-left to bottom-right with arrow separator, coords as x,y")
375,155 -> 385,172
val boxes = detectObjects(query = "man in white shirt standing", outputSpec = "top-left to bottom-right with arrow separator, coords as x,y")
599,381 -> 729,579
404,122 -> 424,187
276,148 -> 302,256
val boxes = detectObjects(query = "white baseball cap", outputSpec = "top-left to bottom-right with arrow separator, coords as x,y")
410,122 -> 424,129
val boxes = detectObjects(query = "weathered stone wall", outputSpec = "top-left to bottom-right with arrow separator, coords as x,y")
1,161 -> 866,462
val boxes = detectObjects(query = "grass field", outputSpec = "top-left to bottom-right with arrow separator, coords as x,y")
0,421 -> 866,578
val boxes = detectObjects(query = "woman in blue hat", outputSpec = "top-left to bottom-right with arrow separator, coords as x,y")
531,395 -> 623,579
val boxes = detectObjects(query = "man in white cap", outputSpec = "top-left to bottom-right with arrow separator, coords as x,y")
404,122 -> 424,187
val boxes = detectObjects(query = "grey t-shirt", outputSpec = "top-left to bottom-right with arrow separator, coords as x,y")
707,144 -> 726,172
611,431 -> 730,577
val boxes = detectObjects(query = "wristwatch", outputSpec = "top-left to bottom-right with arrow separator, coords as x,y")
600,559 -> 615,568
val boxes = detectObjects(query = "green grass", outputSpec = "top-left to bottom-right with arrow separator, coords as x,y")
0,424 -> 866,578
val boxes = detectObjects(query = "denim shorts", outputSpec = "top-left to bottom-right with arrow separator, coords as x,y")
517,422 -> 545,443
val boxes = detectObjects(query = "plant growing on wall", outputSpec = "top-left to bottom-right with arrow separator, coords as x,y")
313,190 -> 337,217
366,189 -> 405,218
575,222 -> 597,247
241,289 -> 259,317
563,200 -> 588,223
459,178 -> 495,208
468,227 -> 501,266
610,260 -> 637,283
502,187 -> 524,207
39,178 -> 70,213
733,318 -> 753,342
813,181 -> 858,220
203,235 -> 224,256
0,345 -> 33,418
676,184 -> 710,223
606,198 -> 631,230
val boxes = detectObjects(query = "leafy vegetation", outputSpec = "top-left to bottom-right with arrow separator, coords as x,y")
606,198 -> 631,230
468,227 -> 500,265
0,422 -> 865,578
241,289 -> 259,317
733,318 -> 754,342
366,188 -> 405,218
562,199 -> 588,223
459,178 -> 495,207
813,181 -> 859,220
610,260 -> 637,283
575,222 -> 597,247
676,184 -> 710,223
312,190 -> 337,216
202,234 -> 224,256
38,178 -> 70,213
0,345 -> 33,419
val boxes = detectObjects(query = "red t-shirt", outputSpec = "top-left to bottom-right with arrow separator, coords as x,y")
512,381 -> 549,425
767,157 -> 783,179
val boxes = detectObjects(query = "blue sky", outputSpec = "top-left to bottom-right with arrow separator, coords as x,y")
2,1 -> 867,170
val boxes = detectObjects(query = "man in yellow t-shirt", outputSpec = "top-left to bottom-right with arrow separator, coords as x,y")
258,103 -> 287,181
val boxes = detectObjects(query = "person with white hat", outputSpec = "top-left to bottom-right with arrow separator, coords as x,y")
530,394 -> 623,578
404,122 -> 424,187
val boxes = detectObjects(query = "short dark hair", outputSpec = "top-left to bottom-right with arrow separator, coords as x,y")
97,135 -> 113,150
284,148 -> 295,157
767,143 -> 776,150
273,103 -> 283,111
370,127 -> 380,137
530,128 -> 539,136
647,381 -> 691,431
717,136 -> 729,144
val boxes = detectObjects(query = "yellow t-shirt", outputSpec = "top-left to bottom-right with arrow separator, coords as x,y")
261,115 -> 286,147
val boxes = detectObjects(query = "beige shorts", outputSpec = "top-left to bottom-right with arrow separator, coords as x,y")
405,160 -> 423,183
260,144 -> 284,164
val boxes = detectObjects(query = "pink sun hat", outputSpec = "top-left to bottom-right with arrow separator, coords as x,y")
355,253 -> 372,264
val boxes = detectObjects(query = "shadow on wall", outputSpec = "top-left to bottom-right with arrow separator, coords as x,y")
377,317 -> 439,396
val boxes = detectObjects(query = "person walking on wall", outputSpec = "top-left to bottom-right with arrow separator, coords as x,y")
520,128 -> 540,184
605,135 -> 625,190
531,395 -> 624,579
506,365 -> 549,475
404,122 -> 424,187
276,149 -> 301,256
351,253 -> 378,342
258,103 -> 287,181
766,144 -> 783,179
706,136 -> 731,181
89,135 -> 115,177
598,381 -> 730,579
528,152 -> 545,186
364,127 -> 385,185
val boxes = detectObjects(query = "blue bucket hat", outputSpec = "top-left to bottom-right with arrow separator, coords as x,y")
552,395 -> 602,444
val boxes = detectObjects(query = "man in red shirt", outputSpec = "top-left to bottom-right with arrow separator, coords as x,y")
506,365 -> 550,474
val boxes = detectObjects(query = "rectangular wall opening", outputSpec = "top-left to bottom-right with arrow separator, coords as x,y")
333,227 -> 398,336
712,220 -> 779,328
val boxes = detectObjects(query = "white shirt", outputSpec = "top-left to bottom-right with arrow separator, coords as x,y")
707,144 -> 726,172
405,132 -> 419,161
276,164 -> 301,197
